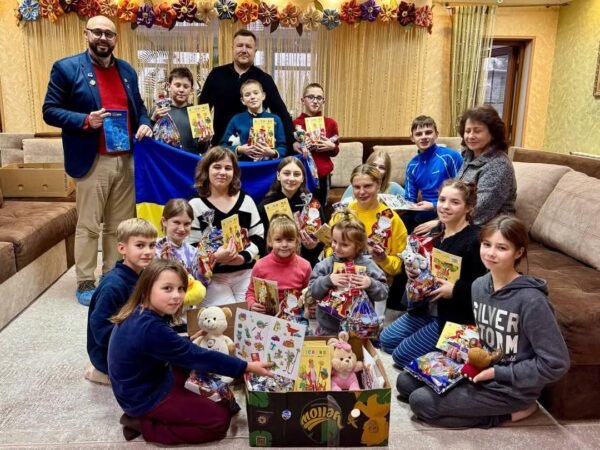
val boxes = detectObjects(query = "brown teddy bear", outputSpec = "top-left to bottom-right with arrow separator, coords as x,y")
460,347 -> 503,379
328,331 -> 364,391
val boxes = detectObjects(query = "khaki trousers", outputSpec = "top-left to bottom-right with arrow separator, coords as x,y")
74,153 -> 135,284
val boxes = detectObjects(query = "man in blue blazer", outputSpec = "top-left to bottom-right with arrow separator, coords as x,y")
43,15 -> 152,306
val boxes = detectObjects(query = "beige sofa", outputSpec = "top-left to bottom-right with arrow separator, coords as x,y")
330,142 -> 600,420
0,134 -> 76,330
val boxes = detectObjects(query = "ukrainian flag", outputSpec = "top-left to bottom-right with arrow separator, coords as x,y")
134,139 -> 316,232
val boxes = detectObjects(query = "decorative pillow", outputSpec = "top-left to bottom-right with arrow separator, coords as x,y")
513,162 -> 572,231
372,145 -> 417,186
531,171 -> 600,270
331,142 -> 363,188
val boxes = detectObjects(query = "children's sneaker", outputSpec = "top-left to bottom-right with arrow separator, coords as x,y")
76,280 -> 96,306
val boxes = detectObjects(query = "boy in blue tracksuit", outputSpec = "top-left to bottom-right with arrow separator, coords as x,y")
403,116 -> 463,233
220,79 -> 287,161
85,218 -> 157,384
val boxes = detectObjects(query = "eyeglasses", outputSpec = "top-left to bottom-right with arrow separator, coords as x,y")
304,95 -> 324,102
86,28 -> 117,40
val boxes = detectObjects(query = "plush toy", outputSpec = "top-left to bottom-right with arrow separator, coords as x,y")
193,306 -> 235,355
460,347 -> 503,380
184,274 -> 206,307
400,248 -> 428,272
328,331 -> 364,391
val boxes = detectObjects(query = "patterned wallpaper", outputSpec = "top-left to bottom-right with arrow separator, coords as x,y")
545,0 -> 600,156
493,6 -> 560,149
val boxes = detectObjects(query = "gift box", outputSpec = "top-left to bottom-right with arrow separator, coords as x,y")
245,337 -> 391,447
0,163 -> 74,197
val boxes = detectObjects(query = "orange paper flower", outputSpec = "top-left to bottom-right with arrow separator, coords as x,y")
39,0 -> 64,22
116,0 -> 138,22
235,1 -> 258,25
378,4 -> 397,23
279,3 -> 300,28
153,2 -> 177,28
98,0 -> 116,17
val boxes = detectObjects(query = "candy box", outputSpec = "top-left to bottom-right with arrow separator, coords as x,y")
245,337 -> 392,447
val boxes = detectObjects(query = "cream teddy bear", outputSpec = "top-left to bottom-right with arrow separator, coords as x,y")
192,306 -> 234,355
328,331 -> 364,391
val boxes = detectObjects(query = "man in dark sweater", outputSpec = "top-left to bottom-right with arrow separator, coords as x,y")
85,219 -> 157,385
198,29 -> 294,148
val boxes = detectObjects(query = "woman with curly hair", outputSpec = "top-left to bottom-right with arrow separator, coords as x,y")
415,105 -> 516,234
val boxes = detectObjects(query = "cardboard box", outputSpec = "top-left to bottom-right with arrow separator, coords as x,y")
187,306 -> 392,447
246,337 -> 391,447
0,163 -> 74,197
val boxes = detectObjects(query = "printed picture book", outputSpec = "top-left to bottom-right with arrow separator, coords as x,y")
263,198 -> 293,221
103,109 -> 130,152
431,248 -> 462,284
249,118 -> 275,148
253,277 -> 279,316
305,116 -> 326,147
221,214 -> 245,252
436,322 -> 481,360
234,310 -> 306,380
294,341 -> 331,392
187,104 -> 213,139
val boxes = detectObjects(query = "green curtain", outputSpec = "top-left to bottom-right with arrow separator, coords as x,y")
450,5 -> 496,135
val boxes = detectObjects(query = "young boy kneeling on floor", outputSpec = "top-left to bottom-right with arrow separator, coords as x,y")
84,218 -> 158,384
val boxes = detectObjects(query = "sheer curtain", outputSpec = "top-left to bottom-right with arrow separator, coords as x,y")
23,14 -> 429,136
450,5 -> 496,134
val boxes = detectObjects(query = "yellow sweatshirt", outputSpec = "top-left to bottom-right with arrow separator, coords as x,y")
328,201 -> 407,277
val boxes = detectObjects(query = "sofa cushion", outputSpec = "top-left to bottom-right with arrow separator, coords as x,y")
331,142 -> 363,188
525,242 -> 600,365
513,162 -> 572,231
0,133 -> 34,149
372,145 -> 417,186
0,201 -> 77,270
22,138 -> 64,164
531,171 -> 600,270
436,137 -> 462,150
0,242 -> 16,284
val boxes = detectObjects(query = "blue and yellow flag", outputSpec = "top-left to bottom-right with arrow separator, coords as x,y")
134,139 -> 316,232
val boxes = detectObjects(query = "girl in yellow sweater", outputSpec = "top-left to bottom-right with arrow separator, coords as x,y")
329,164 -> 407,316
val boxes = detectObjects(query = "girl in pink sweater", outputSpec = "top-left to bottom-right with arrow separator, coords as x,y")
246,214 -> 312,324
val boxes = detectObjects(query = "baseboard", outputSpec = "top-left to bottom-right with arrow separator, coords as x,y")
0,240 -> 68,330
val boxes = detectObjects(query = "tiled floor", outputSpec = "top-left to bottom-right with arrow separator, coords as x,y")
0,264 -> 597,449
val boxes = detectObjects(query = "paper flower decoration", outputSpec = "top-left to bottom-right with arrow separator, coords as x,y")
136,3 -> 155,27
279,3 -> 300,28
258,2 -> 278,27
300,6 -> 322,31
76,0 -> 99,18
18,0 -> 39,21
173,0 -> 197,22
414,5 -> 433,33
360,0 -> 380,22
98,0 -> 116,17
153,2 -> 176,28
235,1 -> 258,25
116,0 -> 139,22
215,0 -> 235,20
340,0 -> 361,25
378,3 -> 397,23
397,1 -> 416,26
39,0 -> 63,22
195,0 -> 217,23
321,8 -> 340,31
58,0 -> 78,13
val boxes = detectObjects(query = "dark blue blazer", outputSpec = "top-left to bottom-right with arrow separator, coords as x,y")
43,51 -> 151,178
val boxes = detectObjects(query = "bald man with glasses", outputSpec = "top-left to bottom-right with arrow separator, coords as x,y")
43,15 -> 152,306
